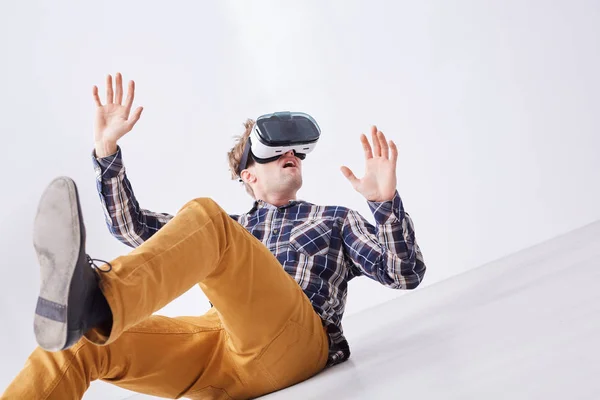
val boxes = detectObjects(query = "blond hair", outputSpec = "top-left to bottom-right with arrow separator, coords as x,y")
227,118 -> 256,198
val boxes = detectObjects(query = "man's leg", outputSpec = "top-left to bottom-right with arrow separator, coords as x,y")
13,177 -> 327,398
5,314 -> 326,400
2,310 -> 243,400
86,197 -> 328,395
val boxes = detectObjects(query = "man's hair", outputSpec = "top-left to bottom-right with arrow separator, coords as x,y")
227,118 -> 256,198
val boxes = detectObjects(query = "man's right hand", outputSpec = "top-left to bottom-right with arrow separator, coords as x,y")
93,73 -> 143,158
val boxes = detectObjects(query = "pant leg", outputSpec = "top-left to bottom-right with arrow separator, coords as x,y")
85,197 -> 326,395
2,310 -> 244,400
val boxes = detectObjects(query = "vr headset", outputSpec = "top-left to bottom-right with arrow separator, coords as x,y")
237,111 -> 321,180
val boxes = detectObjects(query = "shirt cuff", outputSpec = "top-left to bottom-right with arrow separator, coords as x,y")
91,146 -> 125,180
367,190 -> 404,225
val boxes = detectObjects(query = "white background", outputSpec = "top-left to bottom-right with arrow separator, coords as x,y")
1,0 -> 598,398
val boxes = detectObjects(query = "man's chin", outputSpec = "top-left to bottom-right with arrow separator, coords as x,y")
282,176 -> 302,192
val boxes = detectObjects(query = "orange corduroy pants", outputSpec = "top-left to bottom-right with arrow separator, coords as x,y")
2,198 -> 329,400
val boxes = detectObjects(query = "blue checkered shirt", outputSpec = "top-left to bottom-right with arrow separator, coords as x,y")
92,147 -> 427,366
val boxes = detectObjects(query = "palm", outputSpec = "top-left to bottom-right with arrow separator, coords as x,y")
341,126 -> 398,202
358,156 -> 397,201
93,73 -> 143,145
94,104 -> 133,143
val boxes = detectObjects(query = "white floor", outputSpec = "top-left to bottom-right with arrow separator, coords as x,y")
124,219 -> 600,399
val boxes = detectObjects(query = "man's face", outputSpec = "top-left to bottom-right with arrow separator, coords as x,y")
249,150 -> 303,196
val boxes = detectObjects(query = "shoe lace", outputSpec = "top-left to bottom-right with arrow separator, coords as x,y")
87,255 -> 113,273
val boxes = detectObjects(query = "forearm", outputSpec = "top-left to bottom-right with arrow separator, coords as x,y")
371,192 -> 426,288
376,220 -> 426,289
344,191 -> 426,288
92,146 -> 173,247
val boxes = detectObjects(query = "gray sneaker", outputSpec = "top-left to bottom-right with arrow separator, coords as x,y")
33,176 -> 112,352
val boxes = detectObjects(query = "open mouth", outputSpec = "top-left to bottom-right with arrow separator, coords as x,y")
282,160 -> 297,169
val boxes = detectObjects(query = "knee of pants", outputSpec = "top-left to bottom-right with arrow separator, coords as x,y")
179,197 -> 224,215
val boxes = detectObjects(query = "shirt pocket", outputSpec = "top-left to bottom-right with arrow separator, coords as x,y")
289,218 -> 334,257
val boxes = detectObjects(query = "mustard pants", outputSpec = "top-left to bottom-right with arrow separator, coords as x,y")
2,198 -> 329,399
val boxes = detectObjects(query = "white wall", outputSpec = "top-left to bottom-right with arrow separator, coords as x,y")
1,0 -> 598,398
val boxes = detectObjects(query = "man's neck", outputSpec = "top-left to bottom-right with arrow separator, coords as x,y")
257,193 -> 297,207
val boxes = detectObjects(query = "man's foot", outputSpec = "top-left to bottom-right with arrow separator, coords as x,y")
33,177 -> 112,352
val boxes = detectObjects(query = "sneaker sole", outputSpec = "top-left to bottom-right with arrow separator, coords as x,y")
33,177 -> 86,351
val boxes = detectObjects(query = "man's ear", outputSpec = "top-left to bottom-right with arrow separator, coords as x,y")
240,169 -> 256,184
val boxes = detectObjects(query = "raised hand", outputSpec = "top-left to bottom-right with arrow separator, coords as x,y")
341,126 -> 398,202
93,73 -> 143,157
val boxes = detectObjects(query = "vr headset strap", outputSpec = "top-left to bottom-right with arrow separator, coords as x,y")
237,138 -> 252,181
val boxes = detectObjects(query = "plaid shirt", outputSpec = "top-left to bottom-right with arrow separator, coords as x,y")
92,147 -> 427,366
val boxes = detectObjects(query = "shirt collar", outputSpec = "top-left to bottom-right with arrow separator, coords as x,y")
248,199 -> 302,214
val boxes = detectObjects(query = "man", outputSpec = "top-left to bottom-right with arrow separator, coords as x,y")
2,73 -> 426,400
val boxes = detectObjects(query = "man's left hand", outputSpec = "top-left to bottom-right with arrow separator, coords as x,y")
341,126 -> 398,202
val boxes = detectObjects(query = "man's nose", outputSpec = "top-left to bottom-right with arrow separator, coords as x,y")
284,150 -> 295,157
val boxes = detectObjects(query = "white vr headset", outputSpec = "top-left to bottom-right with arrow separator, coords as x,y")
237,111 -> 321,179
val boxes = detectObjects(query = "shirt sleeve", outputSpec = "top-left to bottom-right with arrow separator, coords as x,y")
92,146 -> 174,248
342,190 -> 426,289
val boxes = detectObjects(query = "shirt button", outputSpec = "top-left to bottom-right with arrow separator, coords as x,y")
273,229 -> 279,234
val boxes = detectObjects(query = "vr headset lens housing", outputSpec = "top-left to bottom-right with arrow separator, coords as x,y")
237,112 -> 320,178
257,117 -> 320,146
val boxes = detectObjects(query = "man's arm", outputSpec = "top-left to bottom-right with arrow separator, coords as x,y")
342,190 -> 426,289
90,72 -> 175,248
91,73 -> 242,249
340,125 -> 426,288
93,146 -> 174,248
